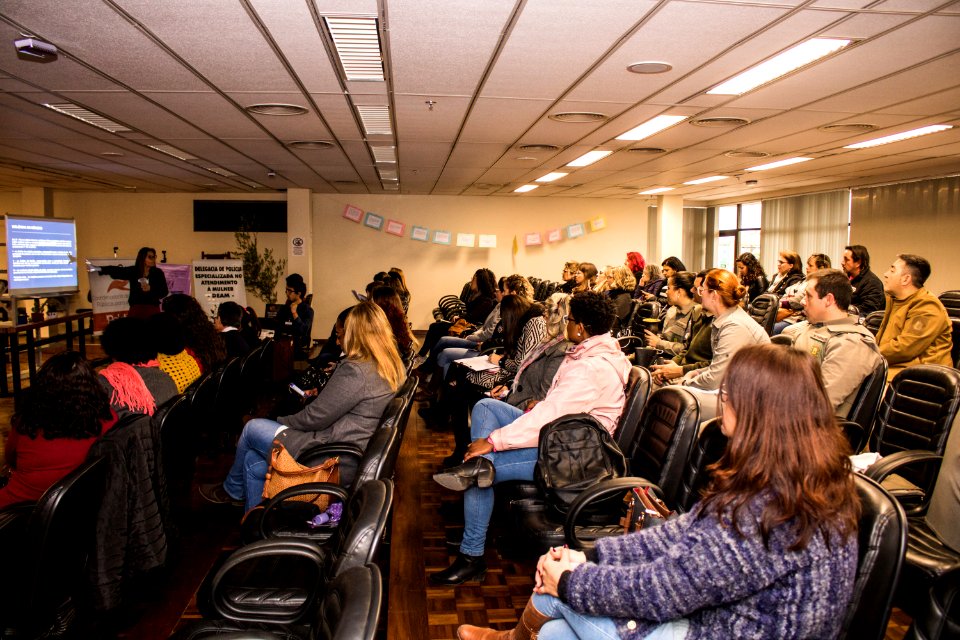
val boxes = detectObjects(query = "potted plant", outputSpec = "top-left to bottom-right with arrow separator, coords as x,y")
235,227 -> 286,304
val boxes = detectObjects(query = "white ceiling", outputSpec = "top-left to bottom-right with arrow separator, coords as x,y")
0,0 -> 958,203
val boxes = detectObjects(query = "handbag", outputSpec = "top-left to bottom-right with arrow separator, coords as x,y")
447,318 -> 475,337
262,439 -> 340,511
620,486 -> 677,533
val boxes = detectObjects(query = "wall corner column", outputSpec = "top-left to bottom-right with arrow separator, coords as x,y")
286,188 -> 313,293
657,195 -> 684,259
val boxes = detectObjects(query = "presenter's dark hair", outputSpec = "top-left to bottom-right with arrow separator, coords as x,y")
135,247 -> 156,275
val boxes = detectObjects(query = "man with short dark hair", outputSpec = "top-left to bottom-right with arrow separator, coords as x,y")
876,254 -> 952,379
276,273 -> 314,358
782,269 -> 883,416
841,244 -> 885,315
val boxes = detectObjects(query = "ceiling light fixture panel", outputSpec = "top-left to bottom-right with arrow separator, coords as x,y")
43,103 -> 132,133
370,146 -> 397,163
514,184 -> 538,193
147,144 -> 197,161
708,38 -> 852,96
323,16 -> 385,82
746,156 -> 813,171
684,175 -> 727,185
566,149 -> 612,167
535,172 -> 568,183
639,187 -> 674,195
356,105 -> 392,135
615,114 -> 687,141
843,124 -> 953,149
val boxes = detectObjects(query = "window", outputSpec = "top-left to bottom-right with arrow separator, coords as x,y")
716,202 -> 761,270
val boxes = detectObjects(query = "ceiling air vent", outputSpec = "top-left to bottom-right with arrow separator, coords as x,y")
245,103 -> 309,116
356,105 -> 392,135
287,140 -> 335,150
724,150 -> 769,158
548,112 -> 608,123
43,103 -> 132,133
371,146 -> 397,163
819,123 -> 878,133
627,147 -> 666,154
517,144 -> 560,153
691,117 -> 751,127
323,16 -> 384,82
147,144 -> 197,161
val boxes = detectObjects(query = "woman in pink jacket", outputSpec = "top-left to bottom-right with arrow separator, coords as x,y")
430,291 -> 631,586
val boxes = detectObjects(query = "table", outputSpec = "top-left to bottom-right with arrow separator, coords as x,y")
0,311 -> 94,397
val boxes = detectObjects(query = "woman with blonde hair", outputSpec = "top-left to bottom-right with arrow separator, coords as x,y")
200,302 -> 405,511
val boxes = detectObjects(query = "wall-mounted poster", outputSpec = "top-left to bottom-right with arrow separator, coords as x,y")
478,234 -> 497,248
363,212 -> 384,230
567,223 -> 586,239
456,233 -> 476,247
411,226 -> 429,242
433,230 -> 452,245
546,228 -> 562,243
385,219 -> 405,236
524,232 -> 543,246
343,204 -> 363,222
589,217 -> 606,231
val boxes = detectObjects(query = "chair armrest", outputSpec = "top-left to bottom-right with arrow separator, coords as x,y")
259,482 -> 350,539
864,450 -> 943,483
210,538 -> 329,624
617,336 -> 644,349
563,477 -> 663,550
296,442 -> 363,466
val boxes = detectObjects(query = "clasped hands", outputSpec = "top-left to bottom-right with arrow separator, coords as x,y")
533,546 -> 586,597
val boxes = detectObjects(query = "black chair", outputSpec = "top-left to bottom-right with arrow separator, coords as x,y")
903,567 -> 960,640
199,479 -> 392,626
950,318 -> 960,369
747,292 -> 779,335
844,356 -> 888,441
628,301 -> 662,337
863,310 -> 885,336
673,417 -> 728,513
612,366 -> 653,449
212,356 -> 244,433
0,457 -> 108,638
157,394 -> 194,517
938,290 -> 960,319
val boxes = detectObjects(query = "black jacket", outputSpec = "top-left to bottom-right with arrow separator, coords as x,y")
99,264 -> 168,307
850,268 -> 886,315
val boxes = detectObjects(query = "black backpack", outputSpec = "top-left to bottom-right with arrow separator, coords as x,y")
534,413 -> 627,519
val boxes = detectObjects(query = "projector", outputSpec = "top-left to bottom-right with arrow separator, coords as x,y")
14,38 -> 58,62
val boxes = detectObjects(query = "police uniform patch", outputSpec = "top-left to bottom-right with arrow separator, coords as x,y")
809,345 -> 821,357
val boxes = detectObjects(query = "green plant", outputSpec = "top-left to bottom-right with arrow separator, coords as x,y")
235,228 -> 286,304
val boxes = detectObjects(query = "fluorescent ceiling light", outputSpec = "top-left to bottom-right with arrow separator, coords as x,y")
43,103 -> 131,133
746,157 -> 813,171
204,166 -> 237,177
147,144 -> 197,161
356,105 -> 392,135
371,146 -> 396,163
535,172 -> 568,183
684,175 -> 727,185
639,187 -> 674,195
615,115 -> 687,141
514,184 -> 539,193
708,38 -> 852,95
843,124 -> 953,149
566,150 -> 612,167
323,16 -> 384,81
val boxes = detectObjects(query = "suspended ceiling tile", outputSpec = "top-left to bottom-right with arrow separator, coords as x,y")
459,97 -> 554,144
398,141 -> 454,168
394,94 -> 469,142
309,93 -> 364,140
875,0 -> 951,11
54,91 -> 208,138
143,92 -> 272,138
818,10 -> 913,39
873,85 -> 960,117
445,143 -> 511,169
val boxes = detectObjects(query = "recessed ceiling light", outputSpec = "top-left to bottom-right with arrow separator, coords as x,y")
287,140 -> 335,150
639,187 -> 674,195
100,151 -> 124,157
818,123 -> 878,133
147,144 -> 197,161
323,16 -> 384,82
371,146 -> 397,163
627,147 -> 667,154
566,150 -> 612,167
518,144 -> 560,152
684,175 -> 728,185
204,166 -> 237,177
691,117 -> 751,128
548,112 -> 608,123
356,105 -> 392,135
746,157 -> 814,171
708,38 -> 852,95
615,115 -> 687,141
627,61 -> 673,74
244,103 -> 309,116
843,124 -> 953,149
514,184 -> 539,193
43,103 -> 132,133
725,150 -> 769,158
515,156 -> 539,162
535,172 -> 568,183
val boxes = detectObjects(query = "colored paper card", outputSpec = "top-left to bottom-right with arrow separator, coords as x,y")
478,234 -> 497,248
385,219 -> 405,236
589,217 -> 606,231
567,223 -> 586,239
525,232 -> 543,246
363,212 -> 384,230
343,204 -> 363,222
456,233 -> 476,247
433,230 -> 452,245
546,228 -> 562,243
411,226 -> 429,242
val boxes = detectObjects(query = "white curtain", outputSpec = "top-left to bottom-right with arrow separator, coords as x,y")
682,207 -> 711,272
760,190 -> 850,273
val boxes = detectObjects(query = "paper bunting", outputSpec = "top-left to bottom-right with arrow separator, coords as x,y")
385,220 -> 405,236
478,234 -> 497,248
343,204 -> 363,222
411,226 -> 429,242
363,212 -> 384,230
456,233 -> 476,247
589,217 -> 606,231
567,223 -> 585,239
433,230 -> 452,245
524,232 -> 543,246
546,228 -> 562,243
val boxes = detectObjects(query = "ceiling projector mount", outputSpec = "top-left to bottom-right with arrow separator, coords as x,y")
15,37 -> 58,62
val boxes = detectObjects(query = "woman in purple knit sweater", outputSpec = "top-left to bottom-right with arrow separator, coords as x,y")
459,344 -> 860,640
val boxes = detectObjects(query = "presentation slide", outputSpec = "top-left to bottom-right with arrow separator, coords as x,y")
5,214 -> 79,295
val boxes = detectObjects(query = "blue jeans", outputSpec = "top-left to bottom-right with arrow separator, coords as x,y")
460,399 -> 534,556
438,347 -> 480,377
772,320 -> 790,335
534,594 -> 689,640
224,418 -> 283,512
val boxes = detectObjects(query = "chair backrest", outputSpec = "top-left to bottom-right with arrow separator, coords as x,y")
674,418 -> 728,513
629,301 -> 661,336
238,347 -> 261,394
213,356 -> 243,417
837,475 -> 908,640
845,357 -> 889,447
315,564 -> 383,640
329,480 -> 393,579
747,292 -> 779,335
863,310 -> 885,336
938,290 -> 960,319
256,338 -> 275,379
351,426 -> 401,489
902,567 -> 960,640
622,386 -> 701,502
950,318 -> 960,368
613,366 -> 652,447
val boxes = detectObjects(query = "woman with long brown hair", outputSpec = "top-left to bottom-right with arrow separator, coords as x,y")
458,344 -> 860,640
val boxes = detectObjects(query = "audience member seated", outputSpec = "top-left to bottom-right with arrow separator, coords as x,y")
780,269 -> 884,416
274,274 -> 314,359
572,263 -> 598,293
624,252 -> 645,288
199,302 -> 405,512
767,250 -> 805,296
240,305 -> 262,348
387,267 -> 412,314
429,291 -> 630,586
660,256 -> 686,282
465,294 -> 546,391
456,344 -> 860,640
645,271 -> 702,356
772,252 -> 831,335
162,293 -> 228,372
149,312 -> 203,392
215,301 -> 252,360
652,270 -> 714,386
596,266 -> 635,333
98,316 -> 178,419
876,253 -> 953,379
842,244 -> 886,315
310,306 -> 353,371
0,352 -> 117,509
657,268 -> 769,421
735,252 -> 768,305
417,268 -> 498,359
633,263 -> 664,301
559,261 -> 579,294
371,285 -> 418,361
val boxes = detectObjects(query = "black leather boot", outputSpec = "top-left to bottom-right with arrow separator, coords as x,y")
433,457 -> 495,491
429,552 -> 487,586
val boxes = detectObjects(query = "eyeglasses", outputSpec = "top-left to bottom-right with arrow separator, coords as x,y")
285,288 -> 295,294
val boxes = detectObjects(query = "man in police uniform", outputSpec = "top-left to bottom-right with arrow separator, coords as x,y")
782,269 -> 883,416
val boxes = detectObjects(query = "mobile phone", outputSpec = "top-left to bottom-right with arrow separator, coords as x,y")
289,382 -> 307,397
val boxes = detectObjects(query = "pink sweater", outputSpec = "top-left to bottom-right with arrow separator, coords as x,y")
489,333 -> 630,451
